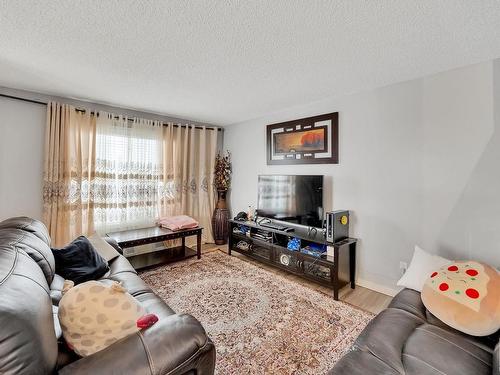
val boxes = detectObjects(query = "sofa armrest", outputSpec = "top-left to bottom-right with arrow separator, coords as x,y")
59,314 -> 216,375
329,349 -> 399,375
104,236 -> 123,255
494,341 -> 499,375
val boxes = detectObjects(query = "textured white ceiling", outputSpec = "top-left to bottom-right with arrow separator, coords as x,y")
1,1 -> 500,125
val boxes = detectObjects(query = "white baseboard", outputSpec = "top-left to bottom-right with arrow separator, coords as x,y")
355,277 -> 401,297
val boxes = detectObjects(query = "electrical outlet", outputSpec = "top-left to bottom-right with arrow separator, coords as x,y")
399,261 -> 408,276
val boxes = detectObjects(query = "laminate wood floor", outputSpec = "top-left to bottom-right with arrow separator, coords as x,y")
201,243 -> 392,314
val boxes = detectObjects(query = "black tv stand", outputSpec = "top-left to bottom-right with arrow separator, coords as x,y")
228,219 -> 357,300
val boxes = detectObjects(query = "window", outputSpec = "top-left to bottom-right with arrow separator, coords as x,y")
93,115 -> 163,233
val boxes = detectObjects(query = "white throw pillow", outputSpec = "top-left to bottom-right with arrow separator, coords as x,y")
397,246 -> 451,292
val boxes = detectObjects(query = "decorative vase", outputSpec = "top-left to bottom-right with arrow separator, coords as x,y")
212,189 -> 229,245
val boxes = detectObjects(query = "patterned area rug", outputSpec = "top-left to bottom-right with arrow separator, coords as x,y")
140,250 -> 372,374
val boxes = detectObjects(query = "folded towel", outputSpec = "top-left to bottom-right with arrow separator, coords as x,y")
157,215 -> 199,231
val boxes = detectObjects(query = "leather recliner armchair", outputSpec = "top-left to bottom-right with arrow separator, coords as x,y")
330,288 -> 499,375
0,217 -> 216,375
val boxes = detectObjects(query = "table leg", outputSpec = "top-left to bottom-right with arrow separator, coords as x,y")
227,221 -> 232,255
333,247 -> 339,300
197,231 -> 202,259
349,242 -> 356,289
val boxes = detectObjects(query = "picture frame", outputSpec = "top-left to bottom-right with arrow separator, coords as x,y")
266,112 -> 338,165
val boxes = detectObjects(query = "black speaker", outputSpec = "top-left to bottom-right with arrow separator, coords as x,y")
325,210 -> 349,243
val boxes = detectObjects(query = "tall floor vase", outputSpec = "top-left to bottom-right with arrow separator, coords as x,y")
212,190 -> 229,245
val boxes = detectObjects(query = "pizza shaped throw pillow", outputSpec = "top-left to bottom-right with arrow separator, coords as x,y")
421,261 -> 500,336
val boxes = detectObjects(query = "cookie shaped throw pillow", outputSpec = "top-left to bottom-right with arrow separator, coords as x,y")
58,280 -> 158,357
421,261 -> 500,336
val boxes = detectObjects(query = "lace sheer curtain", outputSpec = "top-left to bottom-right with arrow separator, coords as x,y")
94,113 -> 163,233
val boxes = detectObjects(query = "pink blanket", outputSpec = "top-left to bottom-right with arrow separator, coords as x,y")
157,215 -> 199,231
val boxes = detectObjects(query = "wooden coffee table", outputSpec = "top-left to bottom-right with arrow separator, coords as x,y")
107,226 -> 203,269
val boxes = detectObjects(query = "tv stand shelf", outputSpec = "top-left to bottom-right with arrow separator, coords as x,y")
228,219 -> 356,300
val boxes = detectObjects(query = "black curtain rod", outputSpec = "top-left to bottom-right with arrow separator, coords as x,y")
73,108 -> 221,131
0,93 -> 46,105
0,93 -> 222,132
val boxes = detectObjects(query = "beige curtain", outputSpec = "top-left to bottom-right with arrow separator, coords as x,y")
161,125 -> 218,243
43,102 -> 96,247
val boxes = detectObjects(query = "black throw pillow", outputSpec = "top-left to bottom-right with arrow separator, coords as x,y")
52,236 -> 110,284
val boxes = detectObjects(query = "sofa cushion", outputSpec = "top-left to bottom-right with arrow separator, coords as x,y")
329,349 -> 399,375
392,288 -> 500,350
0,216 -> 51,245
50,274 -> 66,306
354,308 -> 425,373
344,307 -> 494,375
388,288 -> 427,320
403,323 -> 493,375
0,243 -> 58,374
53,305 -> 62,339
494,342 -> 499,375
52,236 -> 109,284
0,220 -> 55,284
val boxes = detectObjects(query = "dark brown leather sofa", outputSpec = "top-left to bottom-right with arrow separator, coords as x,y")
0,217 -> 215,375
330,288 -> 499,375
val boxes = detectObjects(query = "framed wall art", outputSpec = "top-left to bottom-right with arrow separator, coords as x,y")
266,112 -> 338,165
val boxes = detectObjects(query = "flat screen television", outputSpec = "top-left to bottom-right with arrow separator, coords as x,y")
257,175 -> 323,227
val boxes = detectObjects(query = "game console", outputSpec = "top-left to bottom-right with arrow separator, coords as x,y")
325,210 -> 349,243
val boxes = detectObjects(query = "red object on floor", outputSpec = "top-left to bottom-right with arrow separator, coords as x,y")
137,314 -> 159,329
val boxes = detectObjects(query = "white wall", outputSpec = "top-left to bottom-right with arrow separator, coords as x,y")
0,96 -> 46,221
224,60 -> 499,295
421,61 -> 498,267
